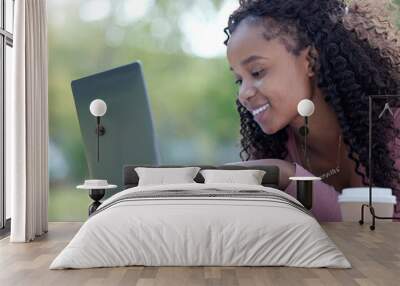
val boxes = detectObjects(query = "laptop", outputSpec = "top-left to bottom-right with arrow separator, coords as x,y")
71,61 -> 160,195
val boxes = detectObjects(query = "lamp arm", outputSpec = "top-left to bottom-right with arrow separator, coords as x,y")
97,117 -> 100,162
304,116 -> 308,169
94,116 -> 106,162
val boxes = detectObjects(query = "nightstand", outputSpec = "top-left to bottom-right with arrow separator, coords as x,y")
77,180 -> 117,215
289,176 -> 321,210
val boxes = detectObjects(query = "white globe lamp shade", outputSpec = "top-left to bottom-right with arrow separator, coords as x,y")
297,99 -> 315,117
90,99 -> 107,117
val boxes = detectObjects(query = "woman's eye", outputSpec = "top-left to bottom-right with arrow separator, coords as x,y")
252,69 -> 264,78
235,79 -> 242,85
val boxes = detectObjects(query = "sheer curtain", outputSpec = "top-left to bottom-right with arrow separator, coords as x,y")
7,0 -> 48,242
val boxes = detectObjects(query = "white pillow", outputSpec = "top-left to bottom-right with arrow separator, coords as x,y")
200,169 -> 266,185
135,167 -> 201,186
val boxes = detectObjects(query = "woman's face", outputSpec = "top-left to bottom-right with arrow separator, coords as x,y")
226,20 -> 314,134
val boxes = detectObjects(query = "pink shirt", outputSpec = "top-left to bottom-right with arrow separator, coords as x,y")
283,125 -> 400,222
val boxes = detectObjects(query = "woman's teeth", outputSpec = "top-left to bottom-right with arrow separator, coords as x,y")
252,104 -> 270,116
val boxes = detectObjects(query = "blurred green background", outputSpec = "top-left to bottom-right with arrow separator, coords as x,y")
48,0 -> 241,221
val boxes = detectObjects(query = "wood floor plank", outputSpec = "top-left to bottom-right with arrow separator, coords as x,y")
0,222 -> 399,286
204,267 -> 221,279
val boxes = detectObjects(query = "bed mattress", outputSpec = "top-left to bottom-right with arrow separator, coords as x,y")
50,183 -> 351,269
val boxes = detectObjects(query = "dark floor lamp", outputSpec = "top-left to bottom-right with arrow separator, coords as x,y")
89,99 -> 107,162
292,99 -> 317,210
297,99 -> 315,170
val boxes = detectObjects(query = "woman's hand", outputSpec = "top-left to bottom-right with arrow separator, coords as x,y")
225,159 -> 296,189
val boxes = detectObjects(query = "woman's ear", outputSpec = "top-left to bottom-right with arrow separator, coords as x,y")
304,45 -> 319,77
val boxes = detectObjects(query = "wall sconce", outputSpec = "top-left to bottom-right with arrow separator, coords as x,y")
297,99 -> 315,169
89,99 -> 107,162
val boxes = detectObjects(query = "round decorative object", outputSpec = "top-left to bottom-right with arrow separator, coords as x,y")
297,99 -> 315,117
77,179 -> 117,189
76,180 -> 117,215
89,99 -> 107,117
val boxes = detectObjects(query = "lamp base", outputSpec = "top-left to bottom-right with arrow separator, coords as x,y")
296,180 -> 313,210
88,189 -> 105,215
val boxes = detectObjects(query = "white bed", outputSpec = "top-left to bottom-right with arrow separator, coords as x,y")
50,183 -> 351,269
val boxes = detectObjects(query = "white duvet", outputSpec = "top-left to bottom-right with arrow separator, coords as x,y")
50,183 -> 351,269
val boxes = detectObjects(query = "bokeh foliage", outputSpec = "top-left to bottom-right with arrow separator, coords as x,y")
48,0 -> 240,220
49,0 -> 240,187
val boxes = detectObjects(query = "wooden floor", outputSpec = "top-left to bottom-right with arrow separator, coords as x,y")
0,222 -> 399,286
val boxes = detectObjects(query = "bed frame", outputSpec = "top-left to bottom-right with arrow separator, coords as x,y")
123,165 -> 280,189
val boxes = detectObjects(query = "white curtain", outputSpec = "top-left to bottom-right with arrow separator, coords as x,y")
7,0 -> 49,242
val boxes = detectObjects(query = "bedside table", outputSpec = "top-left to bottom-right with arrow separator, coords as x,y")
77,180 -> 117,216
289,176 -> 321,210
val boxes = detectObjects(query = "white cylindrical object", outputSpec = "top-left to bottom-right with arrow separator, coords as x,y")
297,99 -> 315,117
90,99 -> 107,117
338,187 -> 396,222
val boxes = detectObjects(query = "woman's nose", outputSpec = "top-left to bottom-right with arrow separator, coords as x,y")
238,85 -> 256,104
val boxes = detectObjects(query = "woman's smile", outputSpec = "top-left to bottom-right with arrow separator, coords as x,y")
252,103 -> 271,122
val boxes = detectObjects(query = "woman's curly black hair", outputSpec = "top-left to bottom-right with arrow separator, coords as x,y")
223,0 -> 400,194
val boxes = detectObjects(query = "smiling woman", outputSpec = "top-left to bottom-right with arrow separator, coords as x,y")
224,0 -> 400,221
